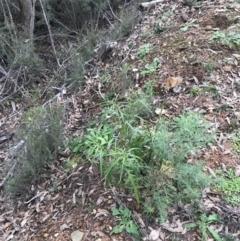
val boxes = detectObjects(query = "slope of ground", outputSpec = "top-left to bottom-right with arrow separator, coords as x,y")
1,0 -> 240,240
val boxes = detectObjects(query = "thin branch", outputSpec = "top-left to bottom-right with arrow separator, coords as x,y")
39,0 -> 61,68
140,0 -> 166,9
0,159 -> 17,187
107,0 -> 122,23
4,0 -> 17,36
29,0 -> 36,42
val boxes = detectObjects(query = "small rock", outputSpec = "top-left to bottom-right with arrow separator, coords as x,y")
43,233 -> 49,238
71,230 -> 84,241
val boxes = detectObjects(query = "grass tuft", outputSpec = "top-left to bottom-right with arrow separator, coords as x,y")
69,84 -> 215,220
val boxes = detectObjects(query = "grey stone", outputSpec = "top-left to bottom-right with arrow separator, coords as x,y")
71,230 -> 84,241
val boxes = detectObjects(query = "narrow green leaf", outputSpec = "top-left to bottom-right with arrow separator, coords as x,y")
207,227 -> 222,241
184,222 -> 198,228
207,213 -> 219,223
128,172 -> 140,205
110,224 -> 125,234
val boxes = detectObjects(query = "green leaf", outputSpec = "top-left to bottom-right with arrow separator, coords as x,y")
125,221 -> 139,235
127,172 -> 140,205
207,213 -> 219,223
112,207 -> 121,216
73,144 -> 81,153
119,206 -> 131,218
207,227 -> 223,241
110,224 -> 125,234
184,222 -> 198,228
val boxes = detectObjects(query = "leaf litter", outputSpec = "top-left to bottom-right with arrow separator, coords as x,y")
1,0 -> 240,240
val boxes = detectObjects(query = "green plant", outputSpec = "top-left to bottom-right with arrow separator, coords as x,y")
70,124 -> 114,177
232,132 -> 240,154
143,162 -> 211,221
98,68 -> 112,83
118,63 -> 133,92
204,61 -> 215,73
153,10 -> 172,34
110,206 -> 139,236
184,213 -> 222,241
179,20 -> 199,32
111,6 -> 137,39
136,43 -> 153,58
5,105 -> 64,195
70,85 -> 214,220
202,84 -> 219,96
214,167 -> 240,205
65,30 -> 100,83
190,86 -> 200,96
210,31 -> 240,48
141,58 -> 159,75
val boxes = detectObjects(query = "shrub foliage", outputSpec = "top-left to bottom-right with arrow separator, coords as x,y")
5,105 -> 64,195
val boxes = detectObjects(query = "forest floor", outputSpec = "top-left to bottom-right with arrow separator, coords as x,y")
1,0 -> 240,240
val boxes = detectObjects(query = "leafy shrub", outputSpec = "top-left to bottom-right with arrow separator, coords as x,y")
110,6 -> 138,40
5,104 -> 64,195
0,28 -> 43,70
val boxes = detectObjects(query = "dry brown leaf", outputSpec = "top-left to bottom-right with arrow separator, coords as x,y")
60,223 -> 70,231
94,209 -> 110,219
149,228 -> 160,240
96,196 -> 105,206
206,166 -> 216,178
223,65 -> 232,72
165,77 -> 183,90
4,222 -> 11,229
222,149 -> 231,155
235,166 -> 240,177
73,192 -> 76,204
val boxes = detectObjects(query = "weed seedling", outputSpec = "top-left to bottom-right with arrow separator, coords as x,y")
189,86 -> 200,96
210,31 -> 240,48
111,206 -> 139,237
214,167 -> 240,205
203,61 -> 215,73
232,131 -> 240,154
137,43 -> 153,58
141,58 -> 159,75
179,20 -> 199,32
184,213 -> 222,241
153,10 -> 172,34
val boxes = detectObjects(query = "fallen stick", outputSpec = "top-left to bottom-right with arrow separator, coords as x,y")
140,0 -> 165,9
